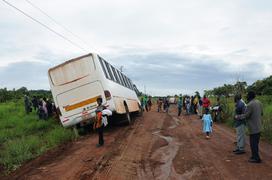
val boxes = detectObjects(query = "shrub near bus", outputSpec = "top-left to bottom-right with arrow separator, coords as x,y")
48,53 -> 141,128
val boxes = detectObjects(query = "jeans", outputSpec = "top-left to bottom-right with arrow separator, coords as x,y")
97,125 -> 104,145
236,124 -> 245,151
249,133 -> 261,161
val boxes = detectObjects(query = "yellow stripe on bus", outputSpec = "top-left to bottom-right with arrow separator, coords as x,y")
64,96 -> 101,111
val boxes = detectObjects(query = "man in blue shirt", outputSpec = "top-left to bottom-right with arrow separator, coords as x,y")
233,94 -> 246,154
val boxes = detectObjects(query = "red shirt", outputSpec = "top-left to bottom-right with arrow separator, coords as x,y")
202,98 -> 210,108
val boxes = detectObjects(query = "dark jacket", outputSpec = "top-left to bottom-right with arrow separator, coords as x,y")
234,100 -> 246,127
238,99 -> 263,134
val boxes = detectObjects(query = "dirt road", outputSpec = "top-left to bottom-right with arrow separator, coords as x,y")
7,106 -> 272,180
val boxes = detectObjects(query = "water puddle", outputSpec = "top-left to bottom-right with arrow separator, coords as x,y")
151,130 -> 183,179
169,117 -> 181,129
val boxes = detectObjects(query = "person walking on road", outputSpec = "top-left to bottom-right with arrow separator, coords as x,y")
235,91 -> 263,163
198,96 -> 203,118
202,95 -> 211,114
157,98 -> 163,112
163,97 -> 170,113
233,94 -> 247,155
185,96 -> 191,115
177,96 -> 183,116
202,108 -> 213,139
147,96 -> 152,111
141,96 -> 148,112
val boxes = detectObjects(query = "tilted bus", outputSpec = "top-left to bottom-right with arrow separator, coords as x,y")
48,53 -> 141,128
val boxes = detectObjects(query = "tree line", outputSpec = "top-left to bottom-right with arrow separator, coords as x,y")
204,75 -> 272,97
0,87 -> 51,103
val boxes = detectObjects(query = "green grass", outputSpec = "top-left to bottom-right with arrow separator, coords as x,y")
0,100 -> 76,172
212,96 -> 272,143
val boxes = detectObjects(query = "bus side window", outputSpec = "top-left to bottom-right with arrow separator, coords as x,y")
128,78 -> 133,90
117,70 -> 125,86
99,57 -> 110,79
110,65 -> 118,82
112,66 -> 121,84
121,73 -> 128,88
105,61 -> 114,81
124,75 -> 130,88
114,68 -> 122,85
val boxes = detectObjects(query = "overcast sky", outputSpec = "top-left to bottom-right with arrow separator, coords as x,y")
1,0 -> 272,95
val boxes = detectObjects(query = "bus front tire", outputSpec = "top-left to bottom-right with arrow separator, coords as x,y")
125,105 -> 131,124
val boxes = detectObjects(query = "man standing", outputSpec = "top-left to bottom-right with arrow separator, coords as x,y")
94,97 -> 106,147
177,96 -> 182,116
233,94 -> 246,155
236,91 -> 263,163
24,94 -> 31,114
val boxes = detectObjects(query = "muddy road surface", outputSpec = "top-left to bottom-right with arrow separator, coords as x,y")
6,106 -> 272,180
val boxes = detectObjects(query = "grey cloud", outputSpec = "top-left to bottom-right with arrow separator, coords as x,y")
0,61 -> 51,90
0,50 -> 268,95
107,51 -> 267,95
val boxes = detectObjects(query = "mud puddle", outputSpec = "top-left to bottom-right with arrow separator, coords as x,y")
150,114 -> 183,179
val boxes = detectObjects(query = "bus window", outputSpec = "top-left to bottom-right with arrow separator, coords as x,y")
110,65 -> 118,83
124,75 -> 130,88
104,61 -> 114,81
113,68 -> 121,84
125,76 -> 131,89
117,70 -> 125,86
128,78 -> 133,89
121,73 -> 128,88
99,57 -> 110,79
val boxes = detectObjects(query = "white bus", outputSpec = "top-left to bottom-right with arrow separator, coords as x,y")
48,53 -> 141,128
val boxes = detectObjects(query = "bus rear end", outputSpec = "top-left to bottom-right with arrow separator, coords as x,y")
48,54 -> 106,127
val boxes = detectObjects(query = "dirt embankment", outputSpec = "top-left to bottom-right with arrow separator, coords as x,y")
4,106 -> 272,180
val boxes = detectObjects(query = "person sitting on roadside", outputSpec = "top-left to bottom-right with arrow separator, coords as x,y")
233,94 -> 247,155
202,108 -> 213,139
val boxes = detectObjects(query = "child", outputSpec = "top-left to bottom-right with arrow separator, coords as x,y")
202,108 -> 213,139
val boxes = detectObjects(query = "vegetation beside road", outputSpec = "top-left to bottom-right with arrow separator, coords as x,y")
206,75 -> 272,143
0,100 -> 75,173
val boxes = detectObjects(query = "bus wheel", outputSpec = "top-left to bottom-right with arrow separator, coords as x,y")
137,103 -> 143,117
125,105 -> 131,124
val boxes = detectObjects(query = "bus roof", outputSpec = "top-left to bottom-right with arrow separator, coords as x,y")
48,53 -> 95,73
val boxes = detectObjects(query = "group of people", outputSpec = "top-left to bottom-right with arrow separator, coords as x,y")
140,96 -> 153,112
24,95 -> 56,120
157,97 -> 170,113
233,91 -> 263,163
198,91 -> 263,163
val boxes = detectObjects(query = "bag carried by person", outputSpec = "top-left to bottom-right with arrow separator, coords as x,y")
101,109 -> 112,127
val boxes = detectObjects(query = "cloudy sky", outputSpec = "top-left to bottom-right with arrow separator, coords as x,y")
1,0 -> 272,95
